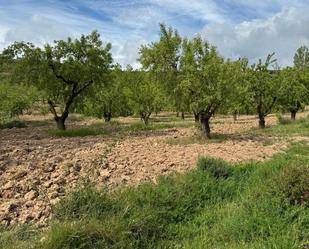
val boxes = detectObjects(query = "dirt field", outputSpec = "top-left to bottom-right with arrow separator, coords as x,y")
0,113 -> 306,226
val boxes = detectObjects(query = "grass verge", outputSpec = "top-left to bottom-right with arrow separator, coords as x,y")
252,115 -> 309,137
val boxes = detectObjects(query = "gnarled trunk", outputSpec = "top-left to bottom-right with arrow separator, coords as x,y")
55,118 -> 66,130
48,100 -> 69,130
233,111 -> 237,121
200,114 -> 211,139
258,114 -> 265,129
181,112 -> 185,120
55,112 -> 68,130
194,112 -> 199,123
140,112 -> 151,126
291,110 -> 297,121
103,112 -> 112,122
290,102 -> 301,121
256,96 -> 277,129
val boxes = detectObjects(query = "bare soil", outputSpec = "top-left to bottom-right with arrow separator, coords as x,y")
0,113 -> 304,226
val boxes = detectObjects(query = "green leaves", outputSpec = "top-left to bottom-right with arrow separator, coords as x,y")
179,36 -> 241,116
0,82 -> 40,123
123,70 -> 166,124
294,46 -> 309,70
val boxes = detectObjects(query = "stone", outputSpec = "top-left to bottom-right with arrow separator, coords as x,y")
25,201 -> 34,208
43,181 -> 53,188
50,197 -> 61,205
99,169 -> 110,180
14,170 -> 27,180
24,190 -> 38,201
44,164 -> 56,173
73,162 -> 82,172
3,181 -> 14,190
49,192 -> 59,199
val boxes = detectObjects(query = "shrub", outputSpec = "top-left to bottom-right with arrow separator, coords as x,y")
277,166 -> 309,206
53,186 -> 117,220
277,114 -> 292,125
197,157 -> 233,178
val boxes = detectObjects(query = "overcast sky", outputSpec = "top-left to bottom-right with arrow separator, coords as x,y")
1,0 -> 309,67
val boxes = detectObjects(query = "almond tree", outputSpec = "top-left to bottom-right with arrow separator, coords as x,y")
4,31 -> 113,130
278,68 -> 308,120
124,68 -> 165,125
139,24 -> 183,116
294,46 -> 309,71
179,36 -> 244,138
81,66 -> 128,122
247,53 -> 279,128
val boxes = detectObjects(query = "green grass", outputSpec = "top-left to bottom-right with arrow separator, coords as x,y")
48,120 -> 193,138
2,142 -> 308,249
166,132 -> 228,145
251,115 -> 309,137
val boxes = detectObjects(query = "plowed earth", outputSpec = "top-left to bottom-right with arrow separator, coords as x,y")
0,113 -> 305,226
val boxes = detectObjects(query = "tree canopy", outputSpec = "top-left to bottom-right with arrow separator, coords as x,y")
0,26 -> 309,136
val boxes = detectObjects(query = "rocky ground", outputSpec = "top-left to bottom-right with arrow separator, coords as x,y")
0,113 -> 304,226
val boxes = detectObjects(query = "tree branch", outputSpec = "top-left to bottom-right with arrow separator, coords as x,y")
75,79 -> 94,96
49,63 -> 78,85
47,100 -> 58,119
265,97 -> 277,116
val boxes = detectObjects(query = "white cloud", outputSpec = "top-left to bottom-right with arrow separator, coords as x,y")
0,0 -> 309,67
113,40 -> 148,69
148,0 -> 225,23
202,7 -> 309,66
4,14 -> 72,46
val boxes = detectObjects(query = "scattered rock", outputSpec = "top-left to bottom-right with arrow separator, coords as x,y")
49,192 -> 59,199
43,181 -> 53,188
99,169 -> 110,181
24,190 -> 38,201
50,197 -> 61,205
3,181 -> 14,190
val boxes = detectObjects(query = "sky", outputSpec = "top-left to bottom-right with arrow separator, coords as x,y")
1,0 -> 309,68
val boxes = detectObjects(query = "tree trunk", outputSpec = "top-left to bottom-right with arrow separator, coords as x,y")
233,111 -> 237,121
55,116 -> 67,130
176,112 -> 179,117
103,112 -> 111,122
181,112 -> 185,120
258,114 -> 265,129
144,117 -> 149,125
200,115 -> 211,139
290,110 -> 296,121
194,112 -> 199,122
140,112 -> 151,126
